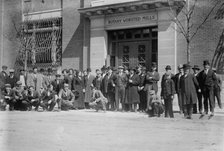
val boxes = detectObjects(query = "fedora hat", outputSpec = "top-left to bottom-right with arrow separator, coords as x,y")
203,60 -> 210,66
165,65 -> 171,70
192,65 -> 200,70
183,64 -> 191,69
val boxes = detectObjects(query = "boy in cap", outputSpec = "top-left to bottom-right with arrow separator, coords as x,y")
180,64 -> 200,119
198,60 -> 216,116
192,65 -> 202,113
27,85 -> 40,111
161,65 -> 175,118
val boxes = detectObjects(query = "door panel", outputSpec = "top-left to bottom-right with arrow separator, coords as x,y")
117,41 -> 151,69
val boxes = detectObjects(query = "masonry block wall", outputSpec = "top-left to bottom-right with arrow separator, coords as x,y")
62,0 -> 85,70
0,0 -> 22,69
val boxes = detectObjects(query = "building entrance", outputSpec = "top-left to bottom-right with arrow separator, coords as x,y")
108,27 -> 158,70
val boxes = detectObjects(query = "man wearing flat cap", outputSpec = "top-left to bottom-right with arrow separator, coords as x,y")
180,64 -> 200,119
192,65 -> 202,114
112,65 -> 128,111
198,60 -> 217,116
173,64 -> 184,114
0,65 -> 8,91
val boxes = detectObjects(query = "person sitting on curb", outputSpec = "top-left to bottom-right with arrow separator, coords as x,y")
89,87 -> 108,112
58,83 -> 75,111
147,90 -> 164,117
40,84 -> 57,111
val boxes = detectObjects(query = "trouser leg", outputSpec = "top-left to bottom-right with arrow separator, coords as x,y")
177,92 -> 183,113
164,99 -> 169,117
203,90 -> 209,113
197,92 -> 203,113
168,99 -> 174,118
214,88 -> 222,109
208,87 -> 215,113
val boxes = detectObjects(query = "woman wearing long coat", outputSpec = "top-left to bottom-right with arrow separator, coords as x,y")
180,64 -> 199,119
72,71 -> 85,109
125,68 -> 140,112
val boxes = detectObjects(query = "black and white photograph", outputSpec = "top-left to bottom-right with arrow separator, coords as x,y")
0,0 -> 224,151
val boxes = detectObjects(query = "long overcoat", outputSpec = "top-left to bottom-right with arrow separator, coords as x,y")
180,73 -> 199,105
84,74 -> 95,103
125,74 -> 140,104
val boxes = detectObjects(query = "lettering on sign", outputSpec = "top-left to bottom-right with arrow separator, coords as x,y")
106,14 -> 157,26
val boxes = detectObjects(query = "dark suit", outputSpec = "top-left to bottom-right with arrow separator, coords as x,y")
102,73 -> 115,110
173,73 -> 184,113
180,73 -> 199,118
51,79 -> 64,95
198,69 -> 216,113
214,74 -> 222,109
0,71 -> 8,90
138,73 -> 147,111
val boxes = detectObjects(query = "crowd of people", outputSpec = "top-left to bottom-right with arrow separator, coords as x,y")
0,60 -> 222,119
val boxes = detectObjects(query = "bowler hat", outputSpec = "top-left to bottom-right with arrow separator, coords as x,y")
178,64 -> 183,69
203,60 -> 210,66
87,68 -> 91,72
118,66 -> 124,69
56,74 -> 61,77
16,81 -> 22,85
9,69 -> 14,73
212,67 -> 217,72
165,65 -> 171,70
183,64 -> 191,69
2,65 -> 7,69
101,65 -> 107,71
5,84 -> 11,88
152,62 -> 157,68
192,65 -> 200,70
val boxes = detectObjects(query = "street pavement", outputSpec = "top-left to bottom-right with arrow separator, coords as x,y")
0,105 -> 224,151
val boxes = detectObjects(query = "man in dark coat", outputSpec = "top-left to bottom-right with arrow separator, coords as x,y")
51,74 -> 64,95
198,60 -> 216,116
101,66 -> 115,110
6,69 -> 19,89
125,68 -> 140,112
0,65 -> 8,90
192,65 -> 203,114
2,84 -> 15,111
113,66 -> 128,111
138,66 -> 147,112
180,64 -> 200,119
212,68 -> 222,109
173,64 -> 184,114
161,65 -> 175,118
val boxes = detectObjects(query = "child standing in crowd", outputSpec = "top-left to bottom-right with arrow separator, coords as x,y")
161,65 -> 175,118
147,90 -> 164,117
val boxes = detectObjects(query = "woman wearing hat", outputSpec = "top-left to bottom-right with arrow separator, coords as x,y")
84,68 -> 95,109
180,64 -> 200,119
125,68 -> 140,112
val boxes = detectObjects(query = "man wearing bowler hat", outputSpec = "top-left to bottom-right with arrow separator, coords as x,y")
192,65 -> 203,113
6,69 -> 19,89
180,64 -> 200,119
198,60 -> 216,116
